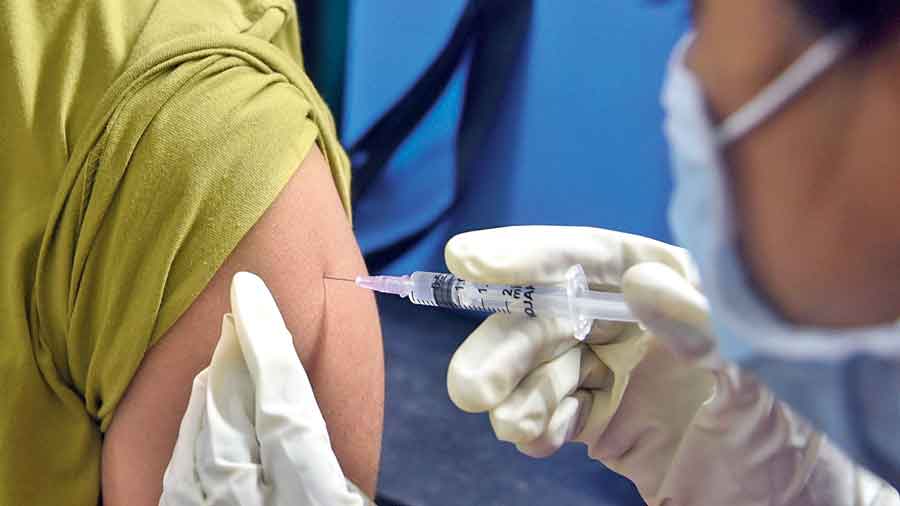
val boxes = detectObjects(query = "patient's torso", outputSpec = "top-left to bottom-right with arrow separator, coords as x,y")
0,1 -> 349,503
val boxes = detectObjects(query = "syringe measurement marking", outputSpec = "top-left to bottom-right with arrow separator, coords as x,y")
442,298 -> 512,314
354,270 -> 636,327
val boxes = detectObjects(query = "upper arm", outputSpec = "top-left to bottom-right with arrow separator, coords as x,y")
100,146 -> 384,504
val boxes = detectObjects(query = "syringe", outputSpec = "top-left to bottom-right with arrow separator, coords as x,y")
333,264 -> 636,341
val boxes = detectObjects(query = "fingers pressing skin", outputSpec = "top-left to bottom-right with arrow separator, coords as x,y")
229,273 -> 356,504
163,273 -> 369,506
195,315 -> 264,506
161,370 -> 209,506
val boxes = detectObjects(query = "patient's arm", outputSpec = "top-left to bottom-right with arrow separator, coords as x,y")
100,146 -> 384,504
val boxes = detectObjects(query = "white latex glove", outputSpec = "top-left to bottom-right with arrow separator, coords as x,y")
446,226 -> 898,506
159,272 -> 373,506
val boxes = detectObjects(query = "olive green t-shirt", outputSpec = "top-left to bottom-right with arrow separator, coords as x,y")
0,1 -> 351,503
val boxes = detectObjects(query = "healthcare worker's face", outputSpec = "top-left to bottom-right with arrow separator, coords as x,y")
684,0 -> 900,327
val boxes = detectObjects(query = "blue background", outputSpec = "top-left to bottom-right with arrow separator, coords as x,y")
345,1 -> 687,275
340,2 -> 689,504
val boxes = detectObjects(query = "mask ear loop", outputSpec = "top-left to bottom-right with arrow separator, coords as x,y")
717,27 -> 858,146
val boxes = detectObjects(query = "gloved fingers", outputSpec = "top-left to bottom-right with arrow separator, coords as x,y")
445,226 -> 697,289
203,316 -> 258,462
448,314 -> 582,413
621,262 -> 716,361
256,363 -> 367,506
195,314 -> 265,506
515,390 -> 593,458
229,272 -> 365,505
229,272 -> 333,445
488,346 -> 581,444
488,347 -> 608,444
584,319 -> 631,346
571,389 -> 616,448
229,272 -> 303,408
160,369 -> 209,506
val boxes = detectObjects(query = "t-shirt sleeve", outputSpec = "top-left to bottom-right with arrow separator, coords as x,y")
60,55 -> 349,431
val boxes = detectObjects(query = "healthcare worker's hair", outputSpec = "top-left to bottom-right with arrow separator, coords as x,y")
798,0 -> 900,42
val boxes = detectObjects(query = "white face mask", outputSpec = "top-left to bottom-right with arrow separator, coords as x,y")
663,29 -> 900,362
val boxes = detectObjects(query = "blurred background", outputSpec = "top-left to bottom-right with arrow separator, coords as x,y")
294,1 -> 898,504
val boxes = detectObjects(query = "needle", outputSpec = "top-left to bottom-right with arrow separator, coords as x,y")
323,275 -> 356,283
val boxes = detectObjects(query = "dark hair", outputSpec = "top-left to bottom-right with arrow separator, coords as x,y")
797,0 -> 900,42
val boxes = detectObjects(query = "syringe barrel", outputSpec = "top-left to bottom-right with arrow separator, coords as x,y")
407,271 -> 452,307
577,291 -> 636,323
405,270 -> 636,321
407,271 -> 519,314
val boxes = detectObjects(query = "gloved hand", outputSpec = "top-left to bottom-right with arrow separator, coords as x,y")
446,226 -> 899,506
159,272 -> 373,506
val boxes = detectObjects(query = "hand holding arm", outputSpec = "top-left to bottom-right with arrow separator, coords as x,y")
160,273 -> 373,506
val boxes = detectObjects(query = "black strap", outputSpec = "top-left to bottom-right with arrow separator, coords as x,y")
348,0 -> 532,205
455,0 -> 533,197
350,0 -> 533,272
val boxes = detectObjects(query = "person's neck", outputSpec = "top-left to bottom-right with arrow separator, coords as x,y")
730,43 -> 900,327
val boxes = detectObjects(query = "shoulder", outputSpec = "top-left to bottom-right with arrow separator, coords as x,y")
102,145 -> 383,504
44,28 -> 353,441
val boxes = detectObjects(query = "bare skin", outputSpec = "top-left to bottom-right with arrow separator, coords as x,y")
686,0 -> 900,326
100,146 -> 384,504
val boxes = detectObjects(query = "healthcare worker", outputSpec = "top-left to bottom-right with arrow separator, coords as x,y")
441,0 -> 900,501
165,0 -> 900,504
444,0 -> 900,501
